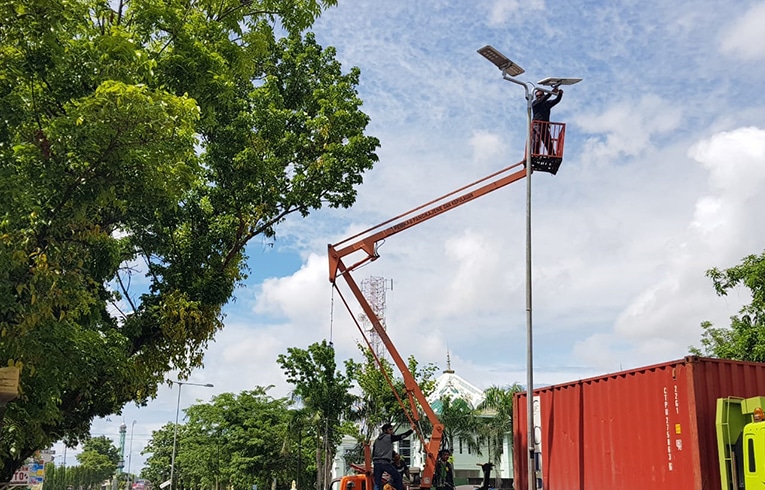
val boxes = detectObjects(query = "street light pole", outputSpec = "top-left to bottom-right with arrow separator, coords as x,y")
170,381 -> 214,490
127,420 -> 136,490
476,45 -> 542,490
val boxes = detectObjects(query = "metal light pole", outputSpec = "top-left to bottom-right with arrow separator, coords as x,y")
170,381 -> 214,490
479,47 -> 582,490
478,44 -> 536,490
479,45 -> 584,490
127,420 -> 136,490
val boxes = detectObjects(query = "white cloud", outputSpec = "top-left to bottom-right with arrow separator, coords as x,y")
719,2 -> 765,60
486,0 -> 546,26
577,94 -> 683,164
253,253 -> 329,321
442,229 -> 505,313
579,126 -> 765,368
469,130 -> 505,164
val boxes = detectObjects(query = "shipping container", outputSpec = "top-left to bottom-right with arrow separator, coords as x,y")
513,356 -> 765,490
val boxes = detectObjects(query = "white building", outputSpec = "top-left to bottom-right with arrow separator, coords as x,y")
408,366 -> 513,487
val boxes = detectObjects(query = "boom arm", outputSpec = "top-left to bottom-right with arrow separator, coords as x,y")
328,160 -> 527,488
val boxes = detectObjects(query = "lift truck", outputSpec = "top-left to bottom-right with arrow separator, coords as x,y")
326,114 -> 569,490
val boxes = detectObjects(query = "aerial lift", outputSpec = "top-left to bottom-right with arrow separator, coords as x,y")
328,46 -> 582,490
327,128 -> 568,490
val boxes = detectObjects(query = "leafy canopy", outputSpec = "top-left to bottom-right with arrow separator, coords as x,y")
0,0 -> 379,477
142,388 -> 304,490
277,341 -> 355,490
692,250 -> 765,360
346,343 -> 437,440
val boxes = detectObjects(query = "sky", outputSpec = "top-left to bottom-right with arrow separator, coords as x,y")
53,0 -> 765,475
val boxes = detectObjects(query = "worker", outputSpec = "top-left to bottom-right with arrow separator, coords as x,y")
373,423 -> 414,490
434,449 -> 454,490
477,462 -> 493,490
531,88 -> 563,157
392,451 -> 411,484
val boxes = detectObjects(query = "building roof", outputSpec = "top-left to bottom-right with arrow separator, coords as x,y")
428,367 -> 485,411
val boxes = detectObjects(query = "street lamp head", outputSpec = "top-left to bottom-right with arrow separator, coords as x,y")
172,380 -> 215,388
536,77 -> 583,88
477,45 -> 525,77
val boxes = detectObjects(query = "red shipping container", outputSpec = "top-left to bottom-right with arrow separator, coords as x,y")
513,356 -> 765,490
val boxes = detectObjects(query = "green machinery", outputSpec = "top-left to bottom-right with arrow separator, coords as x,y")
717,396 -> 765,490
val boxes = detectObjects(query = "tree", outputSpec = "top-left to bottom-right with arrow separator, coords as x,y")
437,395 -> 477,455
40,435 -> 123,490
347,344 -> 438,441
691,251 -> 765,360
277,341 -> 355,490
283,406 -> 318,490
141,424 -> 176,487
183,389 -> 294,490
475,384 -> 522,487
0,0 -> 379,478
80,436 -> 121,467
75,436 -> 121,489
141,389 -> 302,490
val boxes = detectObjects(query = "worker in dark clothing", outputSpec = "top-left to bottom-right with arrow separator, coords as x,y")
477,462 -> 494,490
373,423 -> 414,490
393,452 -> 411,482
531,88 -> 563,156
434,449 -> 454,490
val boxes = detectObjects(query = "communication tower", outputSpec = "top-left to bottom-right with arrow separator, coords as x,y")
359,276 -> 392,359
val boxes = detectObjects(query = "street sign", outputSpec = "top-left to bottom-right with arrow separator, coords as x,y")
28,463 -> 45,485
9,466 -> 30,486
6,463 -> 46,487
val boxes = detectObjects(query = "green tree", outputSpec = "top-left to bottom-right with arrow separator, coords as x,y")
184,389 -> 294,490
142,389 -> 302,490
141,424 -> 175,487
0,0 -> 379,478
40,436 -> 122,490
692,251 -> 765,360
347,344 -> 438,440
475,384 -> 522,487
76,435 -> 121,488
436,395 -> 477,454
284,406 -> 319,490
277,341 -> 355,490
80,435 -> 121,465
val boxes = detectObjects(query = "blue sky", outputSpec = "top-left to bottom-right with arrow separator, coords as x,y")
55,0 -> 765,473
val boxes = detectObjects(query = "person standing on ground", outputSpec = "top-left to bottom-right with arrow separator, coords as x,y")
373,423 -> 414,490
434,449 -> 454,490
531,88 -> 563,156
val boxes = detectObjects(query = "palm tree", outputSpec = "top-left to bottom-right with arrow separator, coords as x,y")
437,395 -> 479,453
475,384 -> 523,487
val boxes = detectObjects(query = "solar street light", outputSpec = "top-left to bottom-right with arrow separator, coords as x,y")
479,46 -> 581,490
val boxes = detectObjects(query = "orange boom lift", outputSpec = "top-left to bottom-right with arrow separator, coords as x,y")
327,129 -> 566,489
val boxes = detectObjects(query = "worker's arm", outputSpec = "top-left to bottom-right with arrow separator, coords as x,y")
549,89 -> 563,107
391,429 -> 414,442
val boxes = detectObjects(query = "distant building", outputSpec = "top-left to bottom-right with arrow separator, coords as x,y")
333,435 -> 361,478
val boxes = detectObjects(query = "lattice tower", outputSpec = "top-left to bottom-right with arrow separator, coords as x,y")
360,276 -> 389,359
